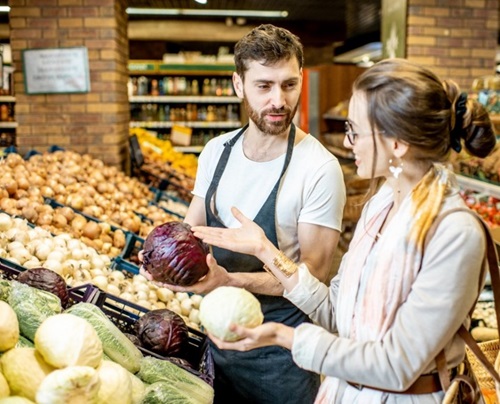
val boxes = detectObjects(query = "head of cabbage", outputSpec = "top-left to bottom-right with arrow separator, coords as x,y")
199,286 -> 264,342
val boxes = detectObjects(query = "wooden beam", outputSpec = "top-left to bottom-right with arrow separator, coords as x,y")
128,20 -> 256,42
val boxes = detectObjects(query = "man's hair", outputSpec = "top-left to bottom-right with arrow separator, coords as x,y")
234,24 -> 304,79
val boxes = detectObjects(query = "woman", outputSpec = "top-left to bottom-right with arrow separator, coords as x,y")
190,58 -> 497,403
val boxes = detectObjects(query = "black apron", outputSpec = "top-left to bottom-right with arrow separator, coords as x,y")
205,124 -> 320,404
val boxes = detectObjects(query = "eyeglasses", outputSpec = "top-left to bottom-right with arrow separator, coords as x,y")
344,121 -> 385,145
344,121 -> 358,145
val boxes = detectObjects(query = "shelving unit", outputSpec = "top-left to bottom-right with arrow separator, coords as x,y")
128,61 -> 244,148
457,174 -> 500,199
0,94 -> 16,149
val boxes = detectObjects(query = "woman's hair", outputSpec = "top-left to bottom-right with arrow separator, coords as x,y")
234,24 -> 304,80
353,58 -> 496,163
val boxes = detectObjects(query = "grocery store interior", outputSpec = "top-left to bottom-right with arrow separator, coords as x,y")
0,0 -> 500,402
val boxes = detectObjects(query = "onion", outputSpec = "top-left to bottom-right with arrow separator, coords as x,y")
92,275 -> 108,290
180,298 -> 193,316
3,178 -> 17,196
21,206 -> 38,223
34,243 -> 51,261
70,215 -> 87,232
190,294 -> 203,309
36,212 -> 53,226
7,241 -> 25,252
24,258 -> 41,269
9,247 -> 31,264
71,248 -> 84,260
15,175 -> 30,190
157,288 -> 174,303
90,269 -> 105,277
0,212 -> 12,231
109,270 -> 125,284
46,250 -> 65,262
58,206 -> 75,222
106,283 -> 120,296
52,213 -> 68,228
0,198 -> 16,212
43,260 -> 64,276
189,309 -> 200,324
82,221 -> 101,240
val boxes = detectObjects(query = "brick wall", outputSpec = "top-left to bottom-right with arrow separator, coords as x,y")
406,0 -> 498,90
9,0 -> 129,168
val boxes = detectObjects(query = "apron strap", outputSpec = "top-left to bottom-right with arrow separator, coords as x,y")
204,124 -> 248,217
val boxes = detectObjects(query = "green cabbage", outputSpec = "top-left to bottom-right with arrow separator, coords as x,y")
140,381 -> 207,404
8,281 -> 62,341
35,366 -> 100,404
199,286 -> 263,341
96,361 -> 132,404
137,356 -> 213,404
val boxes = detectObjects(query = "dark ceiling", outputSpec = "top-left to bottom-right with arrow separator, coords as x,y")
126,0 -> 382,50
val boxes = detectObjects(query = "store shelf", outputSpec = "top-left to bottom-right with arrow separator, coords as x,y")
0,122 -> 17,129
130,95 -> 241,104
174,145 -> 204,154
129,61 -> 235,76
130,121 -> 241,129
456,174 -> 500,199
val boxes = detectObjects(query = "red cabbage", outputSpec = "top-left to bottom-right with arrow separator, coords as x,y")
134,308 -> 189,357
17,267 -> 69,308
142,221 -> 209,286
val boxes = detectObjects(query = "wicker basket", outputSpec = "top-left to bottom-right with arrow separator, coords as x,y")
466,339 -> 499,392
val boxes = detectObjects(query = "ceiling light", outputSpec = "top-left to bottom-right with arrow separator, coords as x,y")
194,0 -> 207,4
0,6 -> 10,13
126,8 -> 288,18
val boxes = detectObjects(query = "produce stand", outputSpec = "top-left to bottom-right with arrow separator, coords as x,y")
0,255 -> 215,386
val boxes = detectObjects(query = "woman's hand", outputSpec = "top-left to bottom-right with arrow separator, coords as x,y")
192,207 -> 272,258
209,322 -> 294,351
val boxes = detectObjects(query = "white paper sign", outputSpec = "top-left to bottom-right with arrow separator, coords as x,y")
22,47 -> 90,94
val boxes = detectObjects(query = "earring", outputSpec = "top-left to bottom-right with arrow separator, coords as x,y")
389,158 -> 404,179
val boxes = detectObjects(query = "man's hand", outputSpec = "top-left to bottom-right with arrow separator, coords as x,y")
139,253 -> 231,295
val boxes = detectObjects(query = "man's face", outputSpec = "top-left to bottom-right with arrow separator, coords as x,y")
233,58 -> 302,136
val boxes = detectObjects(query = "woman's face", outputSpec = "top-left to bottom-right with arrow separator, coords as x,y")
344,91 -> 393,179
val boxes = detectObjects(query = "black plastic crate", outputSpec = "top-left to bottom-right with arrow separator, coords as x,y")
91,288 -> 214,386
0,258 -> 100,306
114,232 -> 144,272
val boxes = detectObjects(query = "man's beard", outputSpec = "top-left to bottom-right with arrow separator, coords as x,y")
243,97 -> 299,136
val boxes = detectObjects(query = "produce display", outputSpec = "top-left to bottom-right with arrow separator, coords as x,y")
0,148 -> 204,330
142,221 -> 209,286
460,190 -> 500,228
199,286 -> 264,342
0,151 -> 182,239
450,142 -> 500,183
0,147 -> 209,402
130,128 -> 197,202
0,279 -> 214,403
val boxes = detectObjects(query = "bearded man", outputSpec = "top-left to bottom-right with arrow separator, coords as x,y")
142,24 -> 346,404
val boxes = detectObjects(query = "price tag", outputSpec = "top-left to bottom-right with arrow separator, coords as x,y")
170,125 -> 192,146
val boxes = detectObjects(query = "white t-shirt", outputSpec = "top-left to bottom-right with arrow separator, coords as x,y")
192,128 -> 346,262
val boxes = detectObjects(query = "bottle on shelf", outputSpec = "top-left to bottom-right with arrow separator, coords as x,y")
137,76 -> 149,96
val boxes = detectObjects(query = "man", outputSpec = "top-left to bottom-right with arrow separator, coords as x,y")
146,24 -> 345,403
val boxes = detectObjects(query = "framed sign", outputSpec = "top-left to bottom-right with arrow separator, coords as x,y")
22,47 -> 90,94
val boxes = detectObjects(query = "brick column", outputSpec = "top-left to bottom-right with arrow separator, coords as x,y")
406,0 -> 498,90
9,0 -> 129,168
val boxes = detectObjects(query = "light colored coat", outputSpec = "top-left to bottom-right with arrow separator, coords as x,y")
285,177 -> 486,403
